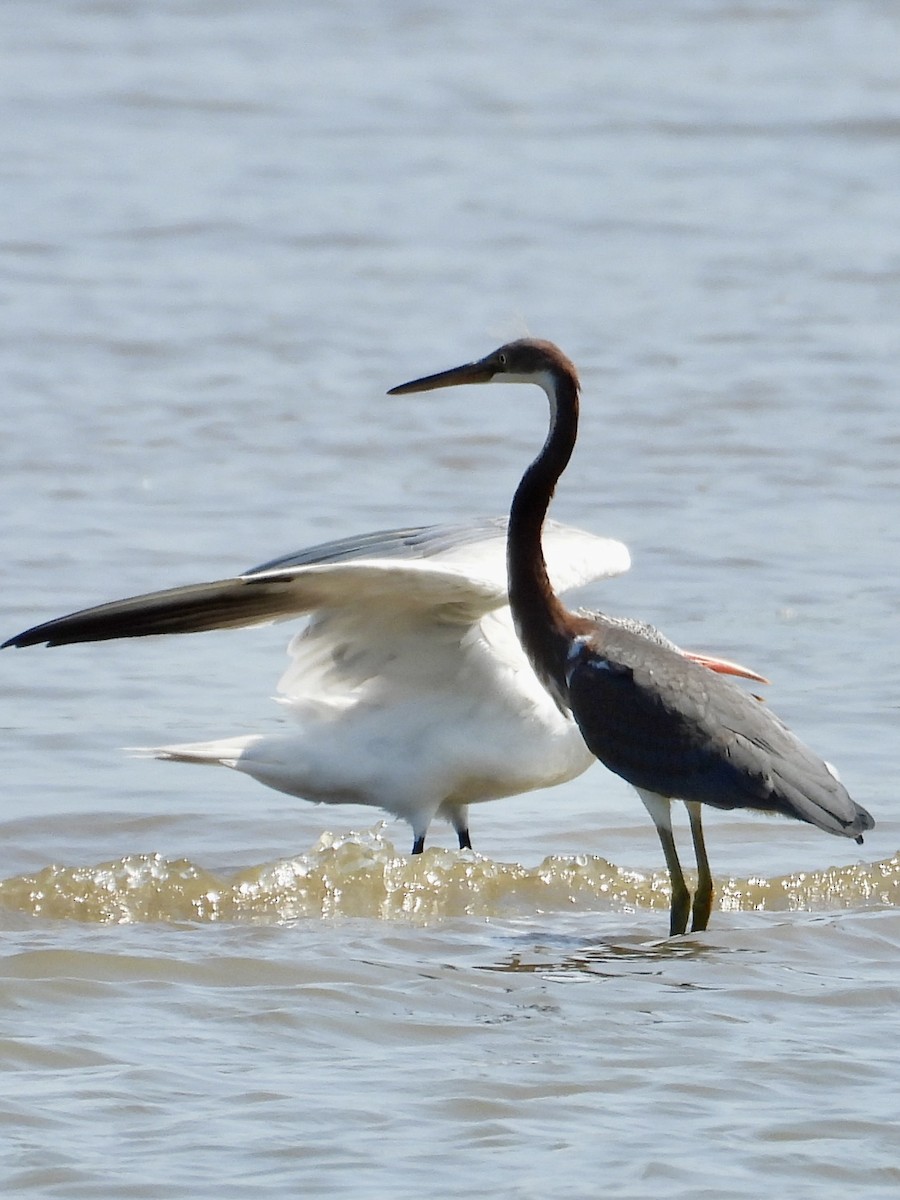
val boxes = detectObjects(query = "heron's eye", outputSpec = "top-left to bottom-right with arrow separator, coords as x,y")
498,353 -> 507,366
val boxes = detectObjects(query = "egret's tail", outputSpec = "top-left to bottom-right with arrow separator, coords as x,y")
133,735 -> 263,770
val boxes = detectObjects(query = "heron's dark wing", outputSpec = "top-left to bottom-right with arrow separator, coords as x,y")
566,625 -> 873,841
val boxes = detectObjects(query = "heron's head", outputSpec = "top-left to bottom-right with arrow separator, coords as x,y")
387,338 -> 580,396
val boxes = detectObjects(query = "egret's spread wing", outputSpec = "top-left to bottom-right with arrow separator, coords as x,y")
536,521 -> 630,594
270,523 -> 627,711
2,577 -> 276,647
2,520 -> 512,648
246,517 -> 513,574
251,517 -> 629,593
3,519 -> 629,650
1,560 -> 503,649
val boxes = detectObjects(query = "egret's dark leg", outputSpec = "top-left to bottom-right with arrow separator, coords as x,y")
685,801 -> 713,933
411,834 -> 426,855
638,790 -> 690,937
447,805 -> 472,851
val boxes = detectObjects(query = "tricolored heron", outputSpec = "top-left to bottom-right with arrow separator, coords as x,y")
389,339 -> 873,932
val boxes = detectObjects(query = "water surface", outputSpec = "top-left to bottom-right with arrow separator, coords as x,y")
1,2 -> 899,1196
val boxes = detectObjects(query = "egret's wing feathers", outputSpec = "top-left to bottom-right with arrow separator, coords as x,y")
2,577 -> 280,647
245,517 -> 629,589
544,523 -> 631,592
1,561 -> 503,649
3,519 -> 630,650
246,517 -> 513,574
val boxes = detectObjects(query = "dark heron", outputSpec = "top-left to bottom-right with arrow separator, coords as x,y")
389,338 -> 873,932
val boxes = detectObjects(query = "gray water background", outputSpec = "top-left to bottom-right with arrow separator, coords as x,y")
1,2 -> 899,1197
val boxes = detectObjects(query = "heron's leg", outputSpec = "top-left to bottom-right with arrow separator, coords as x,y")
657,825 -> 692,937
411,834 -> 426,855
638,790 -> 690,937
685,801 -> 713,933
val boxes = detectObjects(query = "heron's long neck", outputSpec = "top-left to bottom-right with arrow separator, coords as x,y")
507,369 -> 580,707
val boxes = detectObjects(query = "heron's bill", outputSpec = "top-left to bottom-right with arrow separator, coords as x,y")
387,361 -> 493,395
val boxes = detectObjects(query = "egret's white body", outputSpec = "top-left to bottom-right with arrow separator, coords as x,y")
156,519 -> 629,847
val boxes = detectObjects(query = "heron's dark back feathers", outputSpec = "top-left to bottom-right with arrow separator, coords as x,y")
565,621 -> 873,841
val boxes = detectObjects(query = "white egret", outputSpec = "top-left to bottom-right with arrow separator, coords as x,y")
4,517 -> 764,854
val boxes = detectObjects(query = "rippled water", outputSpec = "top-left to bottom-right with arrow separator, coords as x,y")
2,1 -> 899,1196
2,828 -> 898,925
